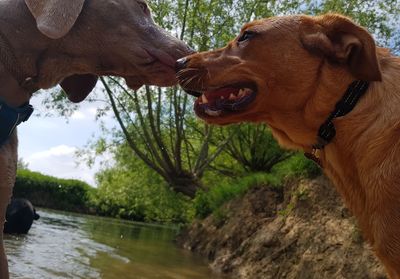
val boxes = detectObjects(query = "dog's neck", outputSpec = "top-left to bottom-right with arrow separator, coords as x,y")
0,0 -> 46,107
314,50 -> 400,240
269,49 -> 400,241
0,68 -> 32,107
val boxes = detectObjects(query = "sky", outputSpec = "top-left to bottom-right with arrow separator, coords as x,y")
18,86 -> 114,187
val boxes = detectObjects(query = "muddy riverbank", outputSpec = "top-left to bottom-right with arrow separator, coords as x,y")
178,176 -> 386,279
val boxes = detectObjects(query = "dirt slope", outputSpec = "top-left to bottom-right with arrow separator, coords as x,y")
178,176 -> 387,279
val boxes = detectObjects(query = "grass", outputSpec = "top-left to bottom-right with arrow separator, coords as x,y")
194,153 -> 322,219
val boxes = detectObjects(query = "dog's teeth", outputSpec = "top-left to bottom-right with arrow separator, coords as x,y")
244,88 -> 253,95
229,93 -> 237,100
205,108 -> 222,117
238,89 -> 245,97
202,95 -> 209,104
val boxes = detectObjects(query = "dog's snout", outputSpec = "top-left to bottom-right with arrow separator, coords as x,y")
175,57 -> 190,72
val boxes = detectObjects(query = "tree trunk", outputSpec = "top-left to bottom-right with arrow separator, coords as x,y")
168,172 -> 203,198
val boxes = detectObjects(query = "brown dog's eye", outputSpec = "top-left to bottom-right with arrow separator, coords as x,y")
237,31 -> 256,43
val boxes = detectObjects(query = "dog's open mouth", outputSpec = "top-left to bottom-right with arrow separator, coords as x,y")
187,84 -> 257,117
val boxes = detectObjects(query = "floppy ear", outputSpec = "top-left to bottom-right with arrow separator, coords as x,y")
60,74 -> 98,103
24,0 -> 85,39
301,14 -> 382,81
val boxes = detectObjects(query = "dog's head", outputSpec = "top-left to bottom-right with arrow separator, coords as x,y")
176,14 -> 381,147
25,0 -> 193,102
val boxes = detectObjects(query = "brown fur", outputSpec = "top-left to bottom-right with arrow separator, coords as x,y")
177,14 -> 400,278
0,0 -> 191,278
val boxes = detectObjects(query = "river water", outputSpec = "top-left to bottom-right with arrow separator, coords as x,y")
4,209 -> 225,279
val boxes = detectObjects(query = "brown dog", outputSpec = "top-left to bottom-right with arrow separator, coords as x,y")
0,0 -> 191,278
176,14 -> 400,278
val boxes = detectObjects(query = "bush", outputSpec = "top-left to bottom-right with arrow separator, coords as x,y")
272,153 -> 322,180
194,172 -> 278,218
14,169 -> 95,213
194,152 -> 322,219
92,166 -> 194,224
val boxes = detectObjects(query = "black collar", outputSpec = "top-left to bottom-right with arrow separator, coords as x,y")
0,100 -> 33,147
305,80 -> 370,165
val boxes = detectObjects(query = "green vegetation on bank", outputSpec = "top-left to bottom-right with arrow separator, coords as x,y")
14,170 -> 95,213
193,154 -> 321,219
15,151 -> 320,223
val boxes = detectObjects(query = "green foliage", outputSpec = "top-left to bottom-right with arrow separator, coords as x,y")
91,147 -> 194,223
214,124 -> 293,173
194,172 -> 278,219
194,153 -> 321,219
17,158 -> 29,170
272,153 -> 322,180
14,169 -> 95,212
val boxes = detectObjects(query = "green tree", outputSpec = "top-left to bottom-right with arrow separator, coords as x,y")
92,144 -> 193,223
215,124 -> 293,173
100,78 -> 229,197
17,158 -> 29,170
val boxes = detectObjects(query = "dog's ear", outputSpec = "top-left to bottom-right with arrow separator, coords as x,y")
60,74 -> 98,103
301,14 -> 382,81
24,0 -> 85,39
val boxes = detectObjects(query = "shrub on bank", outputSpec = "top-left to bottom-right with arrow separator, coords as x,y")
14,169 -> 95,213
12,153 -> 321,223
92,166 -> 194,224
194,153 -> 322,219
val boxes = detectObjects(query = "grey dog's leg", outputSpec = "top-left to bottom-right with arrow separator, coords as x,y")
0,186 -> 13,279
0,184 -> 12,279
0,132 -> 18,279
0,222 -> 9,279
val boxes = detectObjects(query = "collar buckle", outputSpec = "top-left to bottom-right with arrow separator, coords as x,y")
305,80 -> 370,167
304,148 -> 322,167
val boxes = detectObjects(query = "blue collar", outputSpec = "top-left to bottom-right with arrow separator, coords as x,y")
0,99 -> 33,147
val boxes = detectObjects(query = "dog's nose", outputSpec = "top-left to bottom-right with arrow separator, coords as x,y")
175,57 -> 189,72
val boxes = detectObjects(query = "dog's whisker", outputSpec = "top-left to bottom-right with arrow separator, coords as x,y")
182,75 -> 199,88
177,68 -> 201,76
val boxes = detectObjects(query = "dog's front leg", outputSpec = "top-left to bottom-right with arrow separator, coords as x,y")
0,131 -> 18,279
0,192 -> 10,279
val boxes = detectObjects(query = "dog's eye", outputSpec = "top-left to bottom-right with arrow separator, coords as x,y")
237,31 -> 256,43
138,2 -> 149,15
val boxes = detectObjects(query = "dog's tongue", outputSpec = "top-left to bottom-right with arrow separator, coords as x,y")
202,87 -> 239,102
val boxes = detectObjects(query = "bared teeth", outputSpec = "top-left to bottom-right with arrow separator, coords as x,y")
238,88 -> 253,98
202,94 -> 209,104
229,93 -> 237,100
244,88 -> 252,95
205,108 -> 222,117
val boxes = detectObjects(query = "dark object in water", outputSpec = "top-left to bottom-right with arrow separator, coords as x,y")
3,198 -> 40,234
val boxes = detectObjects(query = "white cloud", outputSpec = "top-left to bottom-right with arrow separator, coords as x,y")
25,145 -> 98,186
18,85 -> 118,187
28,145 -> 77,159
70,111 -> 86,120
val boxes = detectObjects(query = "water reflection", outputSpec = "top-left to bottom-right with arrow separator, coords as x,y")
4,209 -> 224,279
